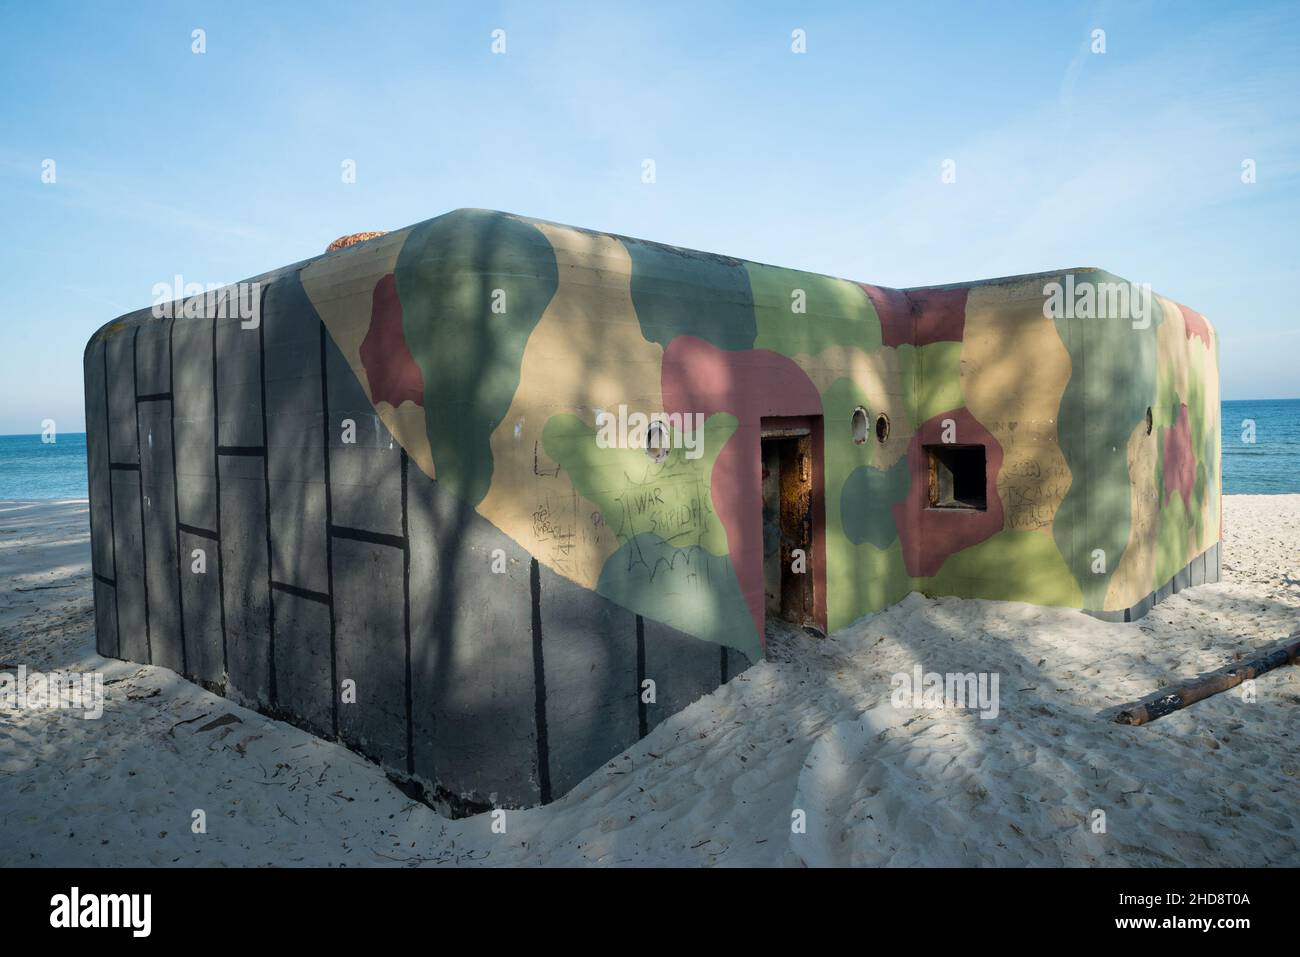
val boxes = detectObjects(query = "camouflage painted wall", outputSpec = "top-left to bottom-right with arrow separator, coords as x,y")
303,209 -> 1217,640
83,208 -> 1220,807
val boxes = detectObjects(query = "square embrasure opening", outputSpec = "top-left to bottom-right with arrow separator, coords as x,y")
925,444 -> 987,510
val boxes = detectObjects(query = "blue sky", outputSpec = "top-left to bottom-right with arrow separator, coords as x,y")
1,0 -> 1297,434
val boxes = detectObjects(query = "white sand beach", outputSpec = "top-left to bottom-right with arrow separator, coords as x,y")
1,496 -> 1297,867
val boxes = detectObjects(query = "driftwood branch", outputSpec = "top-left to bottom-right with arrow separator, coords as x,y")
1115,636 -> 1300,726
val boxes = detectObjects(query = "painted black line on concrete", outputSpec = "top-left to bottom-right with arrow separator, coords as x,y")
329,524 -> 407,550
136,392 -> 172,403
109,462 -> 140,471
168,317 -> 189,677
319,322 -> 339,740
530,557 -> 552,804
133,327 -> 153,665
635,614 -> 647,739
270,580 -> 332,605
94,572 -> 116,588
216,445 -> 265,457
178,522 -> 219,541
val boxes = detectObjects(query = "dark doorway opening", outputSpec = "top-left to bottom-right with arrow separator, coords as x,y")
760,420 -> 819,628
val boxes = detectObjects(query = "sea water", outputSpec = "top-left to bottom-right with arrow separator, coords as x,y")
0,399 -> 1296,499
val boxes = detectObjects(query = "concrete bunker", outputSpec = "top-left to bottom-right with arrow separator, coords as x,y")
83,208 -> 1222,809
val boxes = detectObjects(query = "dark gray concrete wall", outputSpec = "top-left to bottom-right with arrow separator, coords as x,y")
217,452 -> 271,709
406,476 -> 539,808
538,562 -> 639,798
110,462 -> 147,664
172,316 -> 218,533
178,526 -> 223,686
172,313 -> 223,688
83,336 -> 118,659
84,270 -> 755,813
332,536 -> 408,768
138,396 -> 183,674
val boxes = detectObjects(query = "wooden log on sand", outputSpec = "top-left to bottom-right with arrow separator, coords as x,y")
1115,635 -> 1300,726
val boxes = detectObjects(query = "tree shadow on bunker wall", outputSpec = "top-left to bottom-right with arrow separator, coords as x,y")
396,211 -> 754,813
